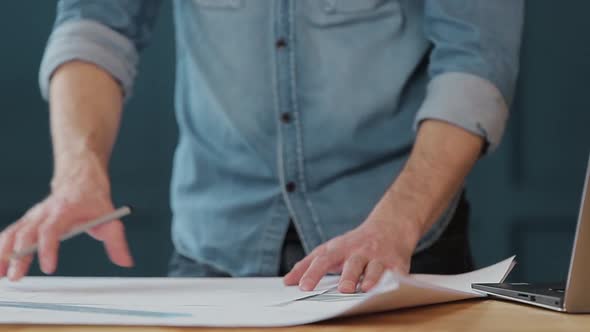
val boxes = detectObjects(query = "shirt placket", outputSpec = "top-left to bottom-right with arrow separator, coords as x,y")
274,0 -> 324,255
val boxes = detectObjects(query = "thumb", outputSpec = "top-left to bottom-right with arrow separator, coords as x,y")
89,220 -> 134,267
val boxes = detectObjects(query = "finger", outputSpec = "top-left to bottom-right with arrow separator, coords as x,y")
283,259 -> 310,286
283,254 -> 318,286
338,255 -> 368,293
2,205 -> 47,278
37,220 -> 64,275
0,226 -> 18,277
299,251 -> 343,291
360,260 -> 386,292
91,220 -> 134,267
283,245 -> 326,286
392,260 -> 410,275
9,224 -> 38,281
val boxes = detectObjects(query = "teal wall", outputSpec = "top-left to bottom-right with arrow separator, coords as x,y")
0,1 -> 177,276
0,1 -> 589,280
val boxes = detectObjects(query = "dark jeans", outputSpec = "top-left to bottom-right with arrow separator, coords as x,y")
169,194 -> 474,277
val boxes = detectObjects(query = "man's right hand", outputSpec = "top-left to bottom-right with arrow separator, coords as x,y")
0,155 -> 133,281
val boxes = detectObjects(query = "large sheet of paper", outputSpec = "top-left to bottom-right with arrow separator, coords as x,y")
0,256 -> 514,327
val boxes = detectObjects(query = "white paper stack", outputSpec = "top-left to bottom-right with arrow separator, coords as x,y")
0,256 -> 515,327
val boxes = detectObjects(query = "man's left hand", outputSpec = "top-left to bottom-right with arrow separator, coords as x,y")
283,196 -> 421,293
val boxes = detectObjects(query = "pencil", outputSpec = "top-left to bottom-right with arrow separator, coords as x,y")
1,206 -> 132,262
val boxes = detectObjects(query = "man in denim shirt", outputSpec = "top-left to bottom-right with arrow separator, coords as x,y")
0,1 -> 522,293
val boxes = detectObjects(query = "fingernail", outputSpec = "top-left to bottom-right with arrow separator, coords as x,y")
340,280 -> 356,293
299,279 -> 313,291
41,258 -> 51,275
7,265 -> 16,280
123,252 -> 135,268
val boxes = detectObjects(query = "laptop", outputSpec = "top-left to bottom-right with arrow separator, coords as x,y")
472,156 -> 590,313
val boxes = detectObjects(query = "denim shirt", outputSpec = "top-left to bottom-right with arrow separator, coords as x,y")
39,0 -> 523,276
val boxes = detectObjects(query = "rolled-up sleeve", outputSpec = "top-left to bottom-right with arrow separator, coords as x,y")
39,0 -> 162,100
414,0 -> 524,152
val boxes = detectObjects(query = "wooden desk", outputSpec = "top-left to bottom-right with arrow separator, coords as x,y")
1,299 -> 589,332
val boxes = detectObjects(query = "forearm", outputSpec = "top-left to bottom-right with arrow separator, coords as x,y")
384,119 -> 483,241
49,61 -> 123,187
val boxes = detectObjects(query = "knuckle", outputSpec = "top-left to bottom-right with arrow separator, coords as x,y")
23,202 -> 47,220
28,202 -> 45,215
365,238 -> 380,253
348,255 -> 366,265
315,254 -> 331,265
309,258 -> 325,270
38,223 -> 59,237
16,210 -> 46,231
14,227 -> 36,245
325,239 -> 341,251
0,235 -> 9,249
51,202 -> 70,218
293,259 -> 308,270
366,270 -> 382,281
312,244 -> 327,256
369,257 -> 384,266
0,228 -> 15,242
371,263 -> 385,274
14,231 -> 29,243
3,223 -> 19,234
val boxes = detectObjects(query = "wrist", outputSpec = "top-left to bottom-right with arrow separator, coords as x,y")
366,189 -> 424,249
51,152 -> 111,194
384,173 -> 432,237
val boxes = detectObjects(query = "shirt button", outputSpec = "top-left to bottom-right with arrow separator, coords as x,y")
286,182 -> 296,193
276,38 -> 287,49
281,112 -> 292,124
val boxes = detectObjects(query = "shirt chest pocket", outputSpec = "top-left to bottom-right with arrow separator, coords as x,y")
303,0 -> 403,27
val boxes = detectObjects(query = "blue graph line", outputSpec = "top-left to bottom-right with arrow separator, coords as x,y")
0,301 -> 192,318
